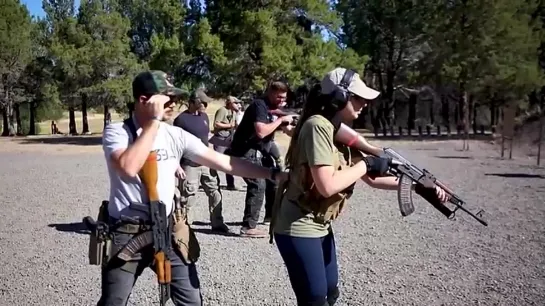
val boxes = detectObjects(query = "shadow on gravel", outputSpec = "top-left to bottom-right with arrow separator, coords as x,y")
485,173 -> 545,179
435,155 -> 473,160
192,221 -> 243,227
18,136 -> 102,146
197,185 -> 246,192
192,227 -> 241,237
48,222 -> 91,235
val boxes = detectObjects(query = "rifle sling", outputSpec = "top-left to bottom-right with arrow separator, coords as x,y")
120,117 -> 157,232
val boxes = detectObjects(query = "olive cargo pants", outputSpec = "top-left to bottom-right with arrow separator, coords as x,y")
179,164 -> 225,227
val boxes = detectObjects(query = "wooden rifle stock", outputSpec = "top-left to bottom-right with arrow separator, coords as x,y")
139,152 -> 172,304
140,153 -> 160,202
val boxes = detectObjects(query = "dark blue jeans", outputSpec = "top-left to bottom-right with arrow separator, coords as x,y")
274,231 -> 340,306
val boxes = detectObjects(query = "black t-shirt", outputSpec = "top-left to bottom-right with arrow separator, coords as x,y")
172,111 -> 210,146
229,98 -> 276,155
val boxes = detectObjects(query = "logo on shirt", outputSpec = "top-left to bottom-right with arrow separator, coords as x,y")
154,148 -> 176,161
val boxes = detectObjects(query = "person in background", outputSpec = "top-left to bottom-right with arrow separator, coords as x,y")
235,100 -> 245,126
212,96 -> 242,190
173,89 -> 231,233
228,81 -> 294,238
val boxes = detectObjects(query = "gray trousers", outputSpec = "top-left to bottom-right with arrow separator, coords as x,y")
180,164 -> 224,227
97,232 -> 202,306
213,142 -> 235,188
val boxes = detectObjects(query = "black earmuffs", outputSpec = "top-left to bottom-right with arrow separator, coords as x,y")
329,69 -> 356,112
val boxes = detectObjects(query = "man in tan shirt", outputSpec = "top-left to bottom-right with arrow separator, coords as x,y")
212,96 -> 242,190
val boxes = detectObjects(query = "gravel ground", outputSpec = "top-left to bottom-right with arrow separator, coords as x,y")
0,140 -> 544,306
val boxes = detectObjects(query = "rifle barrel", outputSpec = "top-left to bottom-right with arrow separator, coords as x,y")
454,204 -> 488,226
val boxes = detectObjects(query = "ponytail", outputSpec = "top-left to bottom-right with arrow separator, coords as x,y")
285,83 -> 337,168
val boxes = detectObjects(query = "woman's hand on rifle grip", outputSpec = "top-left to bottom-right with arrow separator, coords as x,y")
435,186 -> 450,203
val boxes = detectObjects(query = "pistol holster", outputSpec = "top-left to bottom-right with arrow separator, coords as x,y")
86,200 -> 112,266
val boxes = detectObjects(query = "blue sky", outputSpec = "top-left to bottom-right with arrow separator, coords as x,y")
21,0 -> 208,18
22,0 -> 81,18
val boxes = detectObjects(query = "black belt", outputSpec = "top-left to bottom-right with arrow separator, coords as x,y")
109,216 -> 152,234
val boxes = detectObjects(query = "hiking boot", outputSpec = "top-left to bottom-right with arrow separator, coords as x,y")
211,223 -> 232,234
239,227 -> 268,238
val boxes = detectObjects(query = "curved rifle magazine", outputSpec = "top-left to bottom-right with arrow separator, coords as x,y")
398,174 -> 416,216
116,231 -> 153,262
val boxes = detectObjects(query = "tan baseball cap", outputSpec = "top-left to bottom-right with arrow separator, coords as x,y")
226,96 -> 242,104
321,67 -> 380,100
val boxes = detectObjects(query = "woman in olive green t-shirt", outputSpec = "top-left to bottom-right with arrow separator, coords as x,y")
271,67 -> 450,306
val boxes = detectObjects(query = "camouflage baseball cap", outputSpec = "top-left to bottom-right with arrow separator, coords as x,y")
132,70 -> 187,100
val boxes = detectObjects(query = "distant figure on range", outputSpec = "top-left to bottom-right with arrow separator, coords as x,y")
212,96 -> 243,190
173,89 -> 231,233
228,81 -> 295,238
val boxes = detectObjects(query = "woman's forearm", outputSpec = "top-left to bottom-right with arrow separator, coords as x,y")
361,175 -> 399,190
359,136 -> 384,156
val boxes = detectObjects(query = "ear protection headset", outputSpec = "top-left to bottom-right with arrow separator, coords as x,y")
330,69 -> 356,112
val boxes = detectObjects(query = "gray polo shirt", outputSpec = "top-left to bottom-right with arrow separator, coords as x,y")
102,117 -> 207,219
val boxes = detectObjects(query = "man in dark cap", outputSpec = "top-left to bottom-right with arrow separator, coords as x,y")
173,89 -> 231,233
98,71 -> 284,306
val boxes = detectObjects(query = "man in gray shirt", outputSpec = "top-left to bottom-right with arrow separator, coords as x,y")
173,89 -> 230,233
100,70 -> 283,306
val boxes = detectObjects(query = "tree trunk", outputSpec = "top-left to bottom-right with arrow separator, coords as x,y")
14,103 -> 22,135
7,100 -> 16,136
1,107 -> 8,136
469,96 -> 478,132
69,107 -> 77,135
103,104 -> 111,129
408,93 -> 417,130
29,100 -> 36,135
429,98 -> 435,126
464,93 -> 470,149
384,70 -> 395,128
460,82 -> 469,150
82,94 -> 89,134
457,92 -> 464,129
441,89 -> 449,128
490,101 -> 496,126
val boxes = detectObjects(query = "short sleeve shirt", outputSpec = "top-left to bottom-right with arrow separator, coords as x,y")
213,106 -> 235,137
173,111 -> 210,146
229,98 -> 275,155
102,118 -> 208,219
273,115 -> 341,238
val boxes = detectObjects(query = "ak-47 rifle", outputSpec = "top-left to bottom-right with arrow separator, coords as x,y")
116,152 -> 172,305
335,123 -> 488,226
382,148 -> 488,226
270,108 -> 301,128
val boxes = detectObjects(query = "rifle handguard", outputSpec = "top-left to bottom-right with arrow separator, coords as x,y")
414,184 -> 453,218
